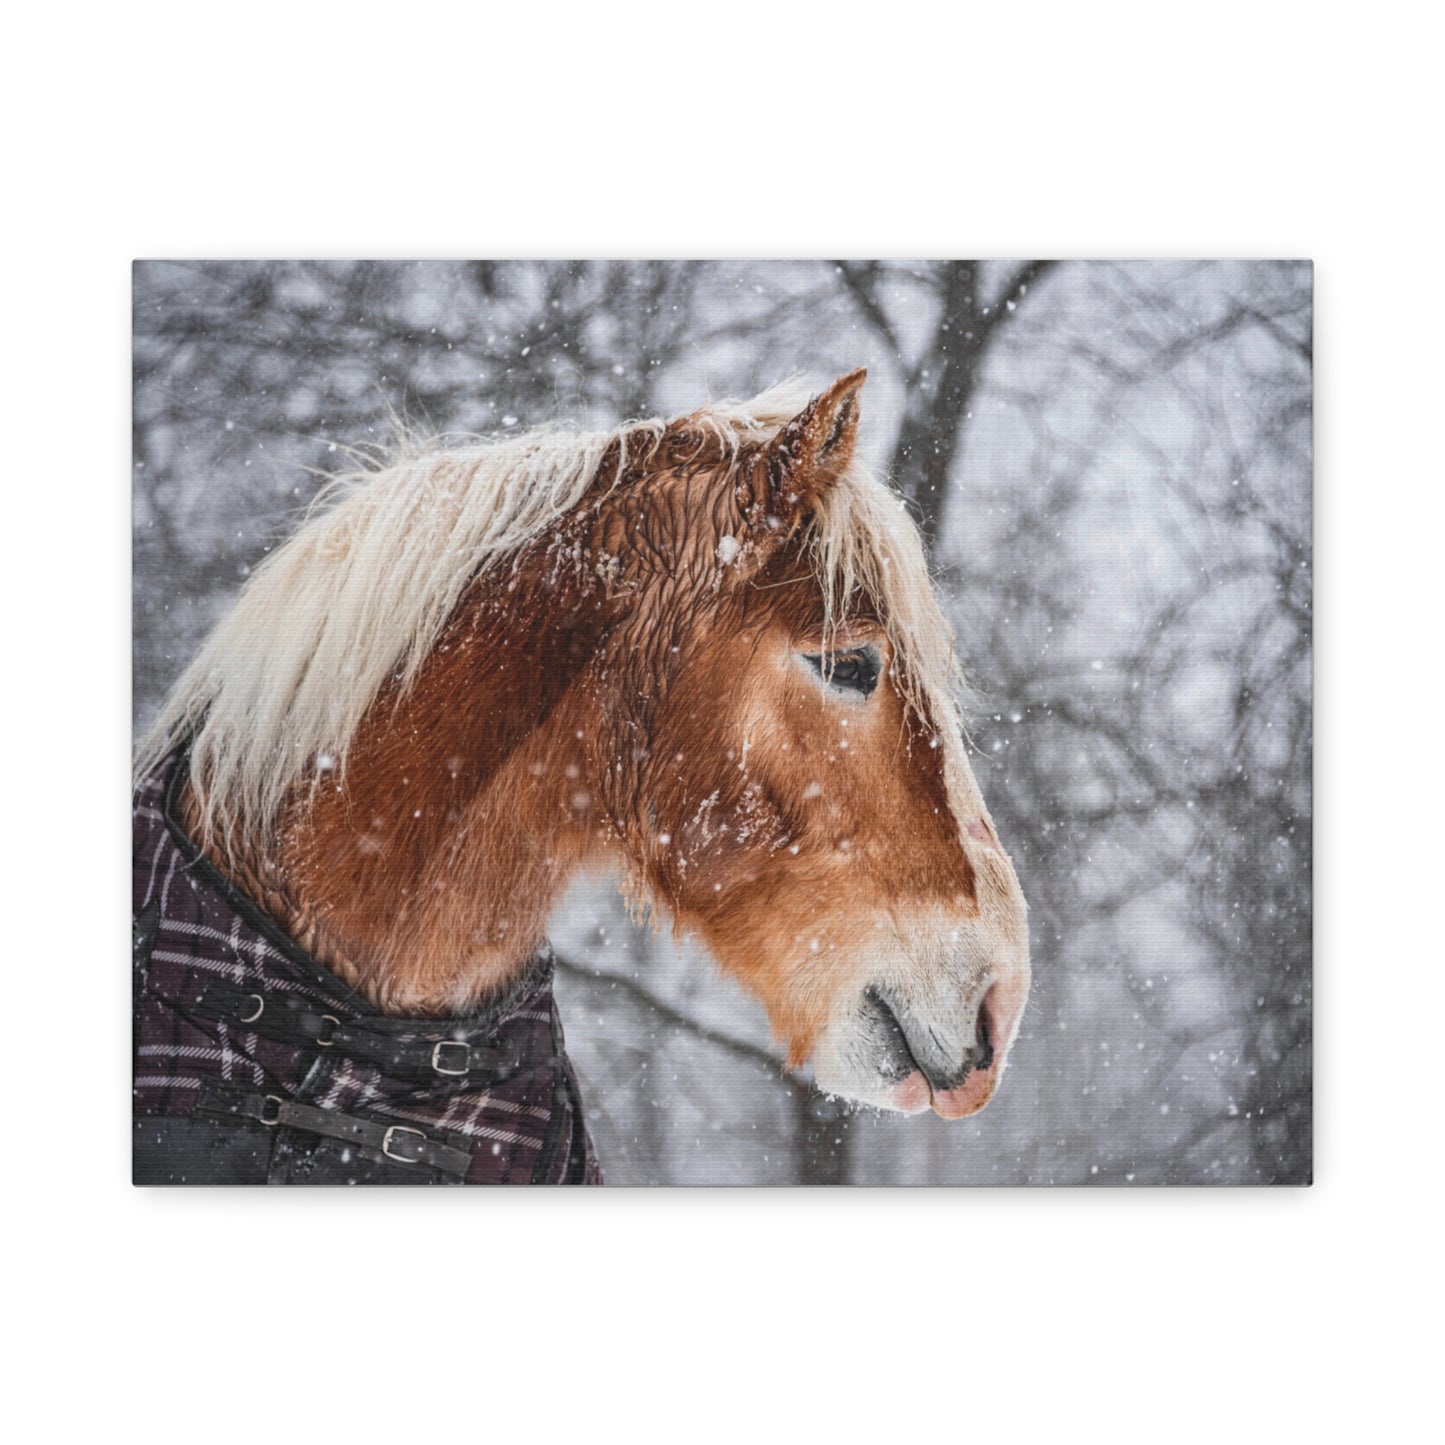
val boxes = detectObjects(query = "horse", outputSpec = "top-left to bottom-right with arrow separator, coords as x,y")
132,370 -> 1030,1184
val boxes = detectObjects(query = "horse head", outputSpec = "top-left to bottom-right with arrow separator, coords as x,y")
147,372 -> 1029,1118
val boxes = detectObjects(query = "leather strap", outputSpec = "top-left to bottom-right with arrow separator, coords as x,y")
191,978 -> 520,1081
195,1081 -> 472,1178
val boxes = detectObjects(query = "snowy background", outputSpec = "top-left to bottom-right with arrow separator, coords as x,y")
132,259 -> 1311,1185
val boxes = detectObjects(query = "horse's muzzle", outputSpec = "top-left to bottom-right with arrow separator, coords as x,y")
862,979 -> 1004,1119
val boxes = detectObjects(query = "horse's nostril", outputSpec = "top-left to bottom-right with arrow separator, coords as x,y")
973,1005 -> 995,1073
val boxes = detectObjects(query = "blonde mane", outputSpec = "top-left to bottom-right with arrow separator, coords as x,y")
136,381 -> 967,849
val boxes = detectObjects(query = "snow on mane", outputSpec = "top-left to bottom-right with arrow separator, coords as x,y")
136,379 -> 965,847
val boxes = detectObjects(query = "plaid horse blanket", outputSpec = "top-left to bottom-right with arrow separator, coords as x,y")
133,756 -> 601,1185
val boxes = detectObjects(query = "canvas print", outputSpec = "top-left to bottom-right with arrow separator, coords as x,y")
132,260 -> 1311,1185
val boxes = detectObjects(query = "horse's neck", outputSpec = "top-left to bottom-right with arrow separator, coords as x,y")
232,565 -> 613,1016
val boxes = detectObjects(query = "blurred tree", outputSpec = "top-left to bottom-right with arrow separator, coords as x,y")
835,259 -> 1058,548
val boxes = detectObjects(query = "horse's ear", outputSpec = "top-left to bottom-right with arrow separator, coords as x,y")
742,369 -> 866,536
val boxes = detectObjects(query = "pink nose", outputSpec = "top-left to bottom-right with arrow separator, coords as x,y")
892,1067 -> 998,1118
967,819 -> 1000,852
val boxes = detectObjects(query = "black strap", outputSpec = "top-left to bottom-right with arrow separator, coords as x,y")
191,978 -> 521,1081
195,1081 -> 473,1178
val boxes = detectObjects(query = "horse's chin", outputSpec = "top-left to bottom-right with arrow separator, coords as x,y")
810,1054 -> 1004,1119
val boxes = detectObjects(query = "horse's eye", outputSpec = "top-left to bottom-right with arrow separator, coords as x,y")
804,647 -> 881,698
